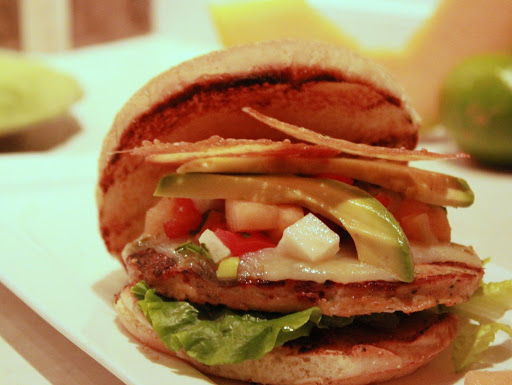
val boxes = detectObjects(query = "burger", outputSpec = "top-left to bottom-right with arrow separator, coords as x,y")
96,40 -> 484,384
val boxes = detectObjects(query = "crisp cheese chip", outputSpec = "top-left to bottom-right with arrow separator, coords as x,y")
243,107 -> 469,161
130,136 -> 340,164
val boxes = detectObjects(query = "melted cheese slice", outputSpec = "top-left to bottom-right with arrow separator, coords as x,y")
126,237 -> 481,284
238,242 -> 481,284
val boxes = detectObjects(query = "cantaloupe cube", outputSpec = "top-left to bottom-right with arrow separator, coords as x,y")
277,213 -> 340,262
464,370 -> 512,385
399,213 -> 439,244
266,205 -> 304,242
276,205 -> 304,231
225,200 -> 279,231
192,198 -> 224,213
144,198 -> 175,236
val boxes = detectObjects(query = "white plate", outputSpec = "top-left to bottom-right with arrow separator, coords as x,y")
0,153 -> 510,385
0,154 -> 216,385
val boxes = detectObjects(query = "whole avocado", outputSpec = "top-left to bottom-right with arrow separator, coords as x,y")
440,53 -> 512,167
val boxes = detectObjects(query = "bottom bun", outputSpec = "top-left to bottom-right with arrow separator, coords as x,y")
115,285 -> 458,385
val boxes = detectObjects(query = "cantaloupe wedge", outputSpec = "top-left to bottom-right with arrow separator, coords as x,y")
372,0 -> 512,126
464,370 -> 512,385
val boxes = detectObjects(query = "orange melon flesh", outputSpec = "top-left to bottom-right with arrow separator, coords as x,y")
372,0 -> 512,126
225,200 -> 280,232
464,370 -> 512,385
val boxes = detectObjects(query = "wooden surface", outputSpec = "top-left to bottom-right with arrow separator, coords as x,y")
0,0 -> 20,50
0,0 -> 151,51
71,0 -> 151,47
0,282 -> 125,385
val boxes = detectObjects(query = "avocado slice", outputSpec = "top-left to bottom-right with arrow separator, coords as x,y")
155,173 -> 414,282
176,157 -> 474,208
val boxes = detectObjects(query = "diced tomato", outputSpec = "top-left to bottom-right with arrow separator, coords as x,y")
314,173 -> 354,185
393,198 -> 451,244
374,192 -> 392,208
214,229 -> 276,256
426,206 -> 451,243
394,198 -> 428,219
163,198 -> 202,239
399,213 -> 439,244
199,209 -> 227,233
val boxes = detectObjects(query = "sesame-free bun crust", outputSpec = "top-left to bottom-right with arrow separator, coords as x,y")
97,40 -> 421,261
115,285 -> 457,385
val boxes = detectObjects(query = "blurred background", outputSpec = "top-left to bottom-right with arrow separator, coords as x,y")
0,3 -> 511,385
1,0 -> 511,164
0,0 -> 438,52
0,0 -> 152,51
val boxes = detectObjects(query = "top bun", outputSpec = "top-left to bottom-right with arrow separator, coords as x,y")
97,39 -> 421,261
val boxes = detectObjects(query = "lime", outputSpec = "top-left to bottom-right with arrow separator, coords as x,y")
440,53 -> 512,167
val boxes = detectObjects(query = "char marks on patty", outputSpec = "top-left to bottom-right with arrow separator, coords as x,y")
124,248 -> 483,317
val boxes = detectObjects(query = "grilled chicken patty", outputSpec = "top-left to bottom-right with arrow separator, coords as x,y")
124,247 -> 483,317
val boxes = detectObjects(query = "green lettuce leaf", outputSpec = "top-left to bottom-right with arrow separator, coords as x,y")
132,276 -> 512,370
452,320 -> 512,371
453,280 -> 512,323
132,281 -> 352,365
451,279 -> 512,371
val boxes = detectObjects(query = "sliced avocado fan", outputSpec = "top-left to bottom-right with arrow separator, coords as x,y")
177,156 -> 474,208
